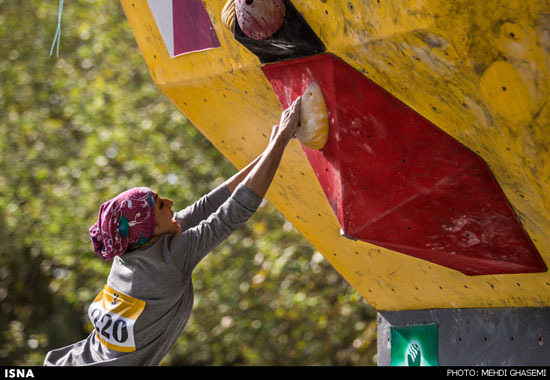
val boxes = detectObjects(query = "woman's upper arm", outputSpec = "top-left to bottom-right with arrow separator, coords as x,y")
175,183 -> 231,231
168,184 -> 262,275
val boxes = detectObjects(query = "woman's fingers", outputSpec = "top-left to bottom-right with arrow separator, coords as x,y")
272,96 -> 303,143
292,96 -> 302,110
288,96 -> 301,132
284,97 -> 301,126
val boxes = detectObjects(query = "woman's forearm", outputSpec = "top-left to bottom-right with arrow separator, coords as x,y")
224,154 -> 263,194
227,96 -> 301,198
241,136 -> 289,198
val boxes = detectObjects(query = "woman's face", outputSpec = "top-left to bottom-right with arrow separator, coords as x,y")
152,192 -> 182,236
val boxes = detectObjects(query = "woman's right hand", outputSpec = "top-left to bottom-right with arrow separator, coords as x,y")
239,96 -> 302,198
275,96 -> 301,144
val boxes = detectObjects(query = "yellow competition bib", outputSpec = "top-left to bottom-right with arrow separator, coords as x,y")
87,284 -> 146,352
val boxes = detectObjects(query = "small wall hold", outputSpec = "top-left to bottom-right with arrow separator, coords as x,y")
480,60 -> 533,123
235,0 -> 286,40
296,81 -> 329,150
221,0 -> 236,32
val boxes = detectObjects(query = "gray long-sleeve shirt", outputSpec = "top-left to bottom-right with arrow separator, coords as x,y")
44,183 -> 262,366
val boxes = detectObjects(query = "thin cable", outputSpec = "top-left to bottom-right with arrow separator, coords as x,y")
49,0 -> 64,57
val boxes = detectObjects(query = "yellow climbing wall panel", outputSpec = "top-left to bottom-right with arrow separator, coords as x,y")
121,0 -> 550,311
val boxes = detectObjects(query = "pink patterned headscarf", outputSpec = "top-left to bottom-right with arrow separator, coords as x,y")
89,187 -> 156,261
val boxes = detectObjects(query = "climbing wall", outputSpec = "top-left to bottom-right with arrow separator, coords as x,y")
121,0 -> 550,312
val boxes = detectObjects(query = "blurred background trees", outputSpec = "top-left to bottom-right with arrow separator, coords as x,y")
0,0 -> 377,365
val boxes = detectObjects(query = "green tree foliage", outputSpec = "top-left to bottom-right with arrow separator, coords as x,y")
0,0 -> 377,365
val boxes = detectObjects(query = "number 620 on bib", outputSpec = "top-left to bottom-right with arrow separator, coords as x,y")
88,284 -> 146,353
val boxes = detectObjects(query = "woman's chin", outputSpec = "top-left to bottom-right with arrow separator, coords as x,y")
172,219 -> 182,233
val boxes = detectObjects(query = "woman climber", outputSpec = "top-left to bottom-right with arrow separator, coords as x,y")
44,97 -> 301,366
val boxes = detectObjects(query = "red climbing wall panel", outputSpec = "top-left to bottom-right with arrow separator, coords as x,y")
263,53 -> 546,276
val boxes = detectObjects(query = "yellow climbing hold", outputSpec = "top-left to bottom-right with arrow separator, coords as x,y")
480,60 -> 533,123
221,0 -> 235,32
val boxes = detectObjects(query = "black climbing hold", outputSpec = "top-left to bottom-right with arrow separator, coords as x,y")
234,0 -> 325,64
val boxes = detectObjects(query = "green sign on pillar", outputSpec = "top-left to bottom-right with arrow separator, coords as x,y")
390,324 -> 438,366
